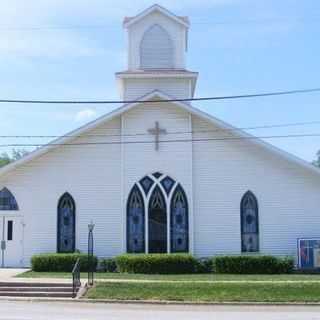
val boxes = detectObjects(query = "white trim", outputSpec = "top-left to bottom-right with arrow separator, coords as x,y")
189,113 -> 194,254
115,72 -> 198,79
1,90 -> 320,180
120,114 -> 125,254
123,5 -> 189,29
116,72 -> 198,98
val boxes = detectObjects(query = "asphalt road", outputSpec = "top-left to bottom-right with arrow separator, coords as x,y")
1,301 -> 320,320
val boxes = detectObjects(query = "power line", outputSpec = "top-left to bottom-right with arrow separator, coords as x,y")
1,120 -> 320,139
0,88 -> 320,104
1,133 -> 320,148
0,17 -> 319,31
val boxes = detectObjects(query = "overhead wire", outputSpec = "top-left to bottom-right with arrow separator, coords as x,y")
1,120 -> 320,139
0,88 -> 319,104
1,133 -> 320,148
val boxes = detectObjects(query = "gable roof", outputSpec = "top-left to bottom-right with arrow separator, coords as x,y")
1,90 -> 320,178
123,4 -> 190,29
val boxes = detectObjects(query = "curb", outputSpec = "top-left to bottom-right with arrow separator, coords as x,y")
1,297 -> 320,306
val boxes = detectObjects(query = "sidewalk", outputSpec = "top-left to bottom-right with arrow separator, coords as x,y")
0,269 -> 71,283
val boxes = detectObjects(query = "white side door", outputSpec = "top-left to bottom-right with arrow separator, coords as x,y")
0,217 -> 4,268
0,216 -> 23,268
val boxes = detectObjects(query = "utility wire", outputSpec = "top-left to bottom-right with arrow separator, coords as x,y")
0,88 -> 320,104
1,133 -> 320,148
1,120 -> 320,139
0,17 -> 319,31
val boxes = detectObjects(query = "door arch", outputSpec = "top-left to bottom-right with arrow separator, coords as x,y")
126,173 -> 189,254
148,185 -> 167,253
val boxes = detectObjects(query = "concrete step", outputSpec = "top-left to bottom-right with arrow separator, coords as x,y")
0,282 -> 73,287
0,286 -> 74,292
0,291 -> 73,298
0,281 -> 79,298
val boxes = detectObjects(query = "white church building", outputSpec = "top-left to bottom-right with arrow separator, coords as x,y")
0,5 -> 320,268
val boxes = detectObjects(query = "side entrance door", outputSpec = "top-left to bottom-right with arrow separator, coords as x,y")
0,215 -> 23,268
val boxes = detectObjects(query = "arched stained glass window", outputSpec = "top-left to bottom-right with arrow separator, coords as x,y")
241,191 -> 259,252
149,186 -> 167,253
140,24 -> 174,69
127,185 -> 145,253
0,188 -> 18,210
57,193 -> 75,253
170,185 -> 189,253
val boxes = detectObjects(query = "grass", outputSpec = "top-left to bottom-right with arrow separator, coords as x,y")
17,271 -> 320,282
86,281 -> 320,302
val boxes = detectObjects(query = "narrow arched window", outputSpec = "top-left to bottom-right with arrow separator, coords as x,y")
0,188 -> 18,210
170,184 -> 189,253
241,191 -> 259,252
57,193 -> 75,253
140,24 -> 174,69
149,185 -> 167,253
127,185 -> 145,253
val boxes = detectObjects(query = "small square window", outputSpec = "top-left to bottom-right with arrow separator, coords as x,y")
7,221 -> 13,241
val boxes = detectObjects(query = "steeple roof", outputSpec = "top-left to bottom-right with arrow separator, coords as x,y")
123,4 -> 190,28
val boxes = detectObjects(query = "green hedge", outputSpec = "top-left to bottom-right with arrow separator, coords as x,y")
195,257 -> 214,273
116,254 -> 198,274
31,253 -> 98,272
100,258 -> 118,273
213,255 -> 294,274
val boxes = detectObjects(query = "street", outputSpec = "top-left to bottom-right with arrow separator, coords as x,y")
1,301 -> 320,320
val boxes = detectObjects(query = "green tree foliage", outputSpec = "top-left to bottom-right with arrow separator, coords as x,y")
313,150 -> 320,168
0,149 -> 30,168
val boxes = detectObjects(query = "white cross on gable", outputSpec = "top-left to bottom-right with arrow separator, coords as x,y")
147,121 -> 167,151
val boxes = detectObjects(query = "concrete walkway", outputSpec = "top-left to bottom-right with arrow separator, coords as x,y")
0,268 -> 27,280
0,268 -> 71,283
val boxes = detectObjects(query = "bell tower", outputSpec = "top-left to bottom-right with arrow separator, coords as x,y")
116,4 -> 198,100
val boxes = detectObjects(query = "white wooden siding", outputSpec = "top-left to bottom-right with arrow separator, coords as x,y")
0,118 -> 122,265
122,102 -> 193,253
123,78 -> 190,100
1,103 -> 320,266
192,115 -> 320,257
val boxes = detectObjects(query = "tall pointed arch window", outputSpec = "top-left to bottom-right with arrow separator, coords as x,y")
127,185 -> 145,253
170,185 -> 189,253
241,191 -> 259,252
57,193 -> 75,253
140,24 -> 174,69
149,186 -> 167,253
0,188 -> 18,210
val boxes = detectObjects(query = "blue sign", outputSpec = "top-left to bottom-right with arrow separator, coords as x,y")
298,238 -> 320,269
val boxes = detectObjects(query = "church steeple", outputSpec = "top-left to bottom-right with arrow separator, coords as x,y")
116,5 -> 198,100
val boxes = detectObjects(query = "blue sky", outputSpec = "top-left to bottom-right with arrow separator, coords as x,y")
0,0 -> 319,161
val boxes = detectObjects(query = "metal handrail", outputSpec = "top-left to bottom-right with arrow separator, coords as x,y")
72,258 -> 81,298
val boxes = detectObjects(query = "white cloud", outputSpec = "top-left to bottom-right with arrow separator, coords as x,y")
75,108 -> 97,122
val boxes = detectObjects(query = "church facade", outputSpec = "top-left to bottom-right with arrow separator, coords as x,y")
0,5 -> 320,268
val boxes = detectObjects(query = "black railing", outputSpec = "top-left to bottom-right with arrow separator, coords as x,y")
72,258 -> 81,298
88,226 -> 94,286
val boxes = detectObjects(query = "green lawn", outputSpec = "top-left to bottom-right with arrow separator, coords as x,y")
86,281 -> 320,302
17,271 -> 320,282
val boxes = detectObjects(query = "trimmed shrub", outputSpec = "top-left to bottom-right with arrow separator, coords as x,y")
116,254 -> 198,274
195,257 -> 214,273
31,253 -> 98,272
100,258 -> 117,273
213,255 -> 294,274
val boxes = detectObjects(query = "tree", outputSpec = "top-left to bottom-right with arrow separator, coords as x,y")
313,150 -> 320,168
0,149 -> 30,168
0,152 -> 10,168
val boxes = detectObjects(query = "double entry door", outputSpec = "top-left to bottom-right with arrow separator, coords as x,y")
0,215 -> 23,268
